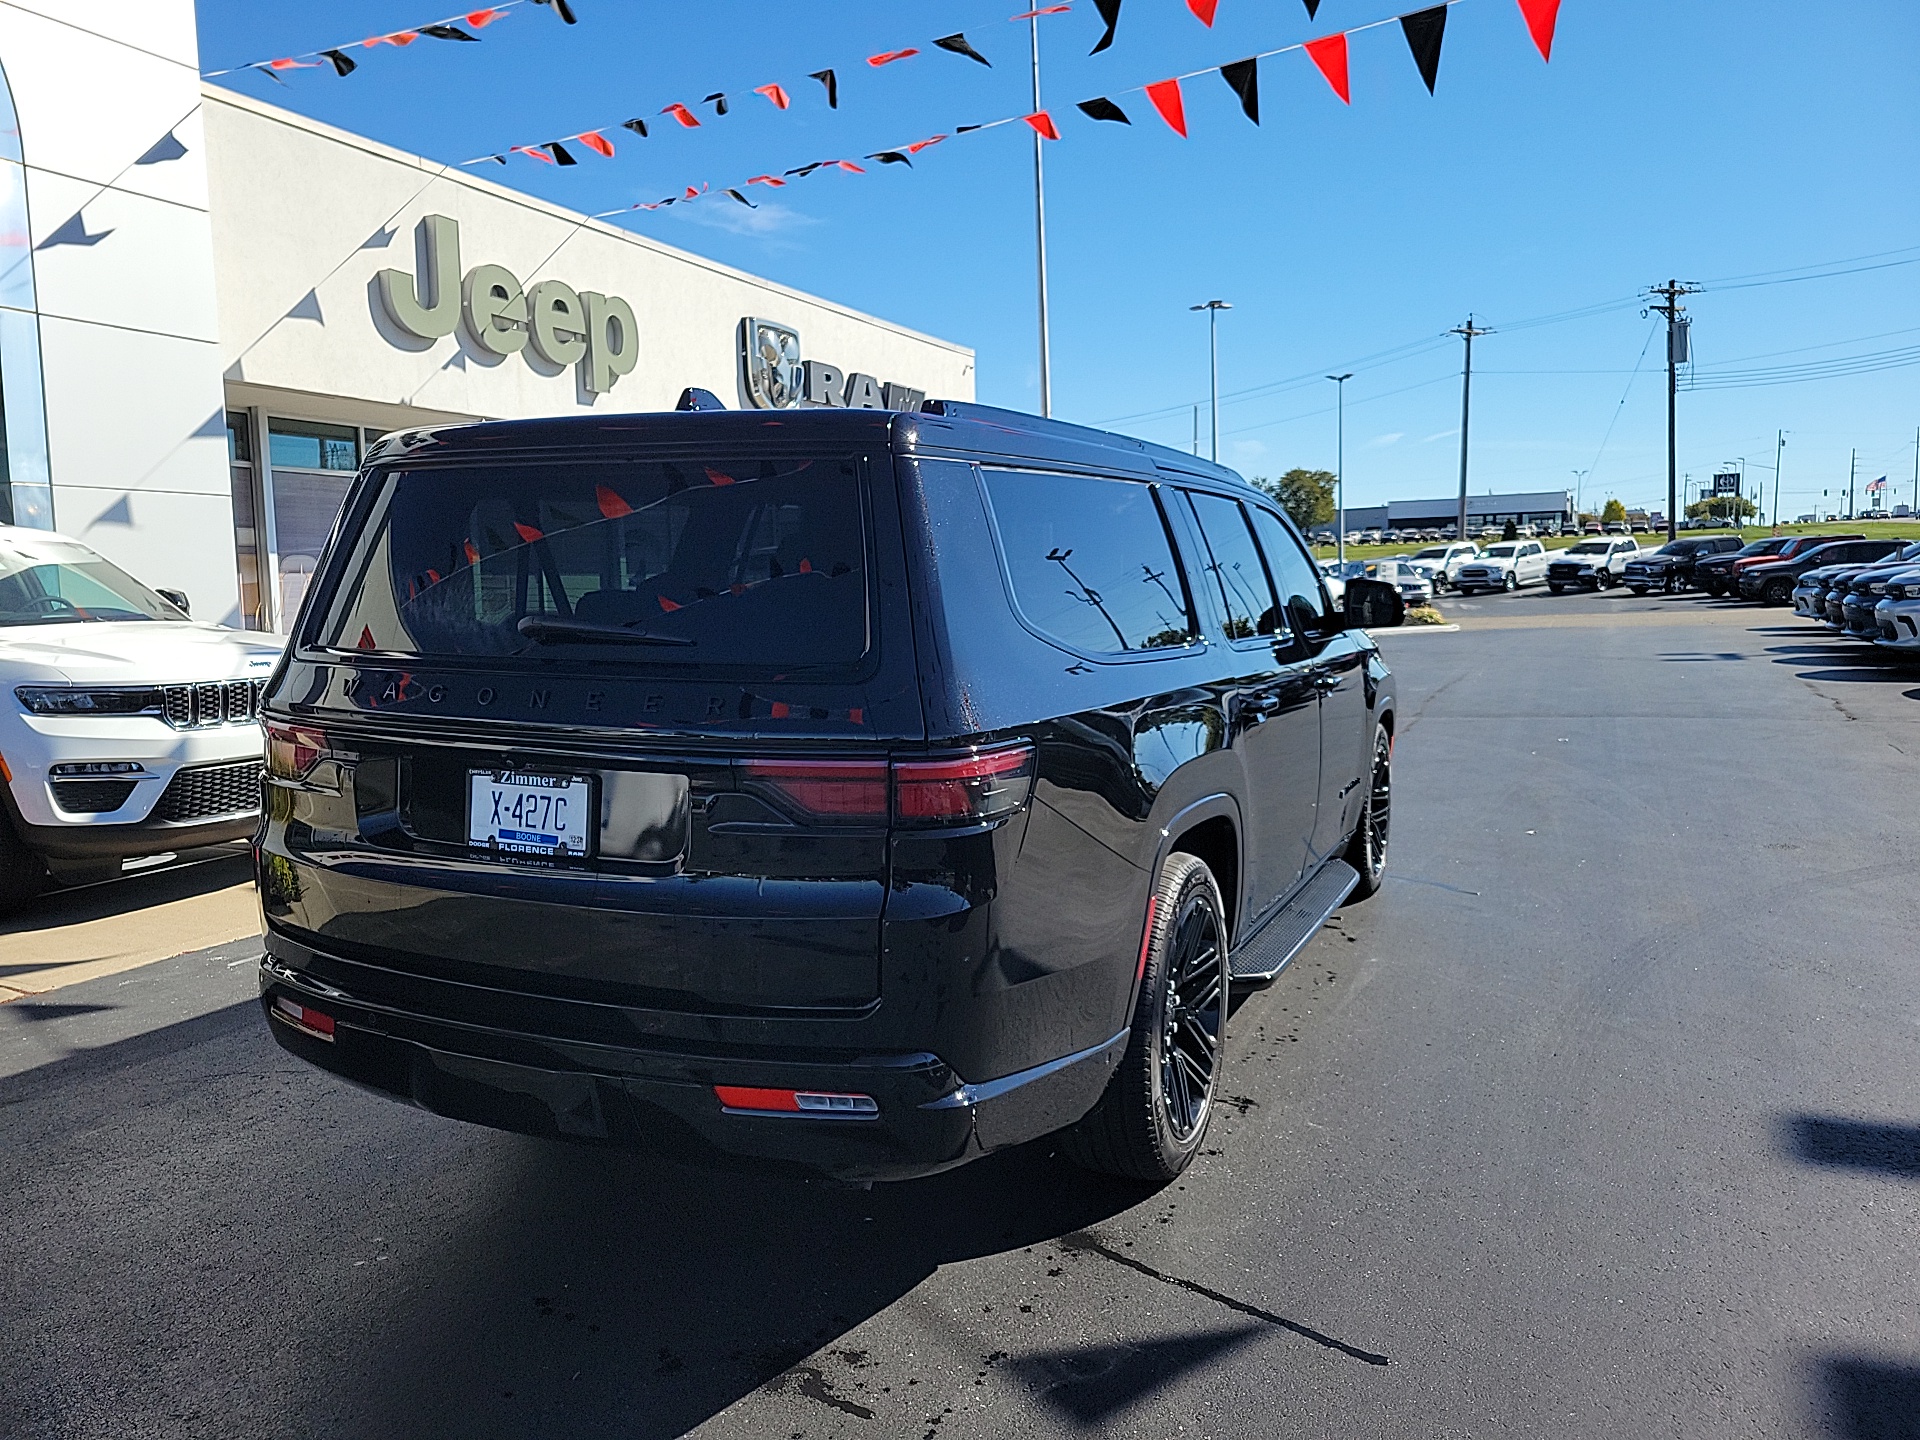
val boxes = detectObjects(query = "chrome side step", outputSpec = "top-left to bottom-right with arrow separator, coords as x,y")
1229,859 -> 1360,984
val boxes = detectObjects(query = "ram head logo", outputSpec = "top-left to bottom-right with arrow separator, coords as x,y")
741,317 -> 803,409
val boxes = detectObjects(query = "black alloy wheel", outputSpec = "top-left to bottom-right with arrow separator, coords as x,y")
1344,723 -> 1392,901
1764,577 -> 1793,606
1063,853 -> 1226,1184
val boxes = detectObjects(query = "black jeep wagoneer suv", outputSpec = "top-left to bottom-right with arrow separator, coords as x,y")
257,401 -> 1400,1184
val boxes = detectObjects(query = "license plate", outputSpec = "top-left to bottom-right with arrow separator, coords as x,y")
468,770 -> 593,857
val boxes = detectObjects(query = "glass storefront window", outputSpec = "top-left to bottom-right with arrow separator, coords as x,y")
268,418 -> 358,473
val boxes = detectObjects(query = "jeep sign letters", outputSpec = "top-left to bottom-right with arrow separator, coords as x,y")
377,215 -> 638,395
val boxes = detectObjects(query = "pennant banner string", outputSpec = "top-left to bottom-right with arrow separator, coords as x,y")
203,1 -> 562,79
460,3 -> 1079,167
591,0 -> 1554,217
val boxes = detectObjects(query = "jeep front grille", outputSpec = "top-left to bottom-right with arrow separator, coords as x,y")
160,680 -> 265,729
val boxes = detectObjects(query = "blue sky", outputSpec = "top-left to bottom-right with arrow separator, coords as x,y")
197,0 -> 1920,518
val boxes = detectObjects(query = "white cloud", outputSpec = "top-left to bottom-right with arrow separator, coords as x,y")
1367,432 -> 1404,448
666,197 -> 818,244
1422,428 -> 1459,443
1227,439 -> 1267,467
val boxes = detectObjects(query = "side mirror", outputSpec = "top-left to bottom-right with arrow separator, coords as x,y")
1344,577 -> 1405,630
155,587 -> 190,616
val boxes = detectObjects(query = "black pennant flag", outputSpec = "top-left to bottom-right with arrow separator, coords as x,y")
547,141 -> 577,165
1090,0 -> 1123,55
868,150 -> 913,165
704,91 -> 729,115
621,117 -> 648,137
420,23 -> 480,41
533,0 -> 578,23
320,48 -> 357,76
1400,5 -> 1447,94
1220,58 -> 1259,123
1302,0 -> 1320,17
933,33 -> 992,66
1076,96 -> 1130,124
809,68 -> 838,108
725,189 -> 757,208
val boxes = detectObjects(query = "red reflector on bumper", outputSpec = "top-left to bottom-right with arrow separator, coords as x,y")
272,995 -> 335,1040
715,1086 -> 879,1116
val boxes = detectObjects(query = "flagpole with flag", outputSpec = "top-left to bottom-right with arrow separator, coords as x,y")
1030,10 -> 1052,418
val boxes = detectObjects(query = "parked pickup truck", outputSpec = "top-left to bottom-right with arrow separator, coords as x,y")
1546,538 -> 1639,592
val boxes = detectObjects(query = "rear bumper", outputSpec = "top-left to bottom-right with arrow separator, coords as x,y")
258,942 -> 1125,1183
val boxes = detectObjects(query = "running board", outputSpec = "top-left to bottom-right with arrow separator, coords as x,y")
1229,859 -> 1360,984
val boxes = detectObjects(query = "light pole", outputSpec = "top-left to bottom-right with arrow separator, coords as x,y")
1027,13 -> 1052,417
1571,468 -> 1587,528
1774,430 -> 1787,532
1191,300 -> 1231,462
1328,373 -> 1352,563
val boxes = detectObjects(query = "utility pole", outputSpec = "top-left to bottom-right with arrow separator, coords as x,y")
1571,468 -> 1587,525
1848,448 -> 1857,520
1450,316 -> 1492,541
1646,280 -> 1699,543
1191,300 -> 1231,462
1029,14 -> 1051,417
1328,373 -> 1352,564
1191,405 -> 1199,457
1773,430 -> 1785,532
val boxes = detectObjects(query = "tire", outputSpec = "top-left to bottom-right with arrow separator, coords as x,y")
1628,586 -> 1648,596
1062,853 -> 1227,1185
1548,584 -> 1565,595
1764,578 -> 1793,606
1503,571 -> 1519,593
1343,723 -> 1392,903
0,812 -> 48,917
1704,581 -> 1724,596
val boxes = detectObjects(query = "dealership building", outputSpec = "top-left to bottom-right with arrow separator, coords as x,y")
1323,489 -> 1578,538
0,3 -> 974,632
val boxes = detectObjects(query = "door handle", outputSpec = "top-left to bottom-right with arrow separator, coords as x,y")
1312,671 -> 1342,693
1244,694 -> 1282,717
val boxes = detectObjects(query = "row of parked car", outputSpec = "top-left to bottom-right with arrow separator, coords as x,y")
1783,539 -> 1920,651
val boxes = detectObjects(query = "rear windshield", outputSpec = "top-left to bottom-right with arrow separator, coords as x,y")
318,456 -> 869,669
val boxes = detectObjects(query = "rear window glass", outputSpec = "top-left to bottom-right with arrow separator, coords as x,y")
318,457 -> 869,669
1186,492 -> 1280,640
981,470 -> 1194,655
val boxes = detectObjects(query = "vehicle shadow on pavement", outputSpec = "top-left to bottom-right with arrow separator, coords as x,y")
1808,1354 -> 1920,1440
0,995 -> 1155,1440
1781,1115 -> 1920,1180
0,847 -> 250,943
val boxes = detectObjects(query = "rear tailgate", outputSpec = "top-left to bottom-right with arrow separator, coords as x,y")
260,438 -> 923,1014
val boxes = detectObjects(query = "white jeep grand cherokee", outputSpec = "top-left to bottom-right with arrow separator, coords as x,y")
0,526 -> 283,910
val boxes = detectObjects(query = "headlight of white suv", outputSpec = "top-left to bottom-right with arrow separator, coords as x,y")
15,686 -> 166,717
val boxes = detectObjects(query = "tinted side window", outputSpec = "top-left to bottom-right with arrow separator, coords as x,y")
981,470 -> 1194,655
1248,506 -> 1333,638
1186,492 -> 1281,640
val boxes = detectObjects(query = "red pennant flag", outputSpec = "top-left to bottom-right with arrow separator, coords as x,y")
747,174 -> 788,187
266,57 -> 319,70
1022,111 -> 1060,140
657,595 -> 682,612
510,144 -> 556,164
1144,78 -> 1188,136
661,103 -> 701,128
833,160 -> 866,173
513,522 -> 544,543
373,31 -> 419,46
1187,0 -> 1220,26
463,539 -> 481,564
1515,0 -> 1561,61
466,9 -> 505,25
1304,32 -> 1350,103
754,82 -> 791,109
1011,5 -> 1072,17
576,130 -> 614,158
705,467 -> 737,486
595,484 -> 632,518
358,626 -> 377,650
868,48 -> 920,66
905,135 -> 948,153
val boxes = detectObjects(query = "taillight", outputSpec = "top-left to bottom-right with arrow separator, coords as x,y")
741,759 -> 888,823
735,744 -> 1036,827
264,720 -> 331,783
893,744 -> 1034,825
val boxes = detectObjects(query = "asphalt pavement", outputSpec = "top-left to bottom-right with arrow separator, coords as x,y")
3,586 -> 1917,1440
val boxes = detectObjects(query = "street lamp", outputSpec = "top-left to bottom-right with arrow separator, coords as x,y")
1571,468 -> 1586,530
1327,373 -> 1353,563
1190,300 -> 1231,463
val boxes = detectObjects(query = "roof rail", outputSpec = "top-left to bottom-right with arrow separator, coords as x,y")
918,399 -> 1243,483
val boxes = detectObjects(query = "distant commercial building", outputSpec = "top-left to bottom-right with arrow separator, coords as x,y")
1316,490 -> 1575,538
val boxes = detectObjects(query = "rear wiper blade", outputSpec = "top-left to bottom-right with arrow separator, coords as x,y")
516,616 -> 695,647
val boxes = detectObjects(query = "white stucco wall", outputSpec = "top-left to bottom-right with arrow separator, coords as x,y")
203,88 -> 974,423
0,0 -> 237,621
